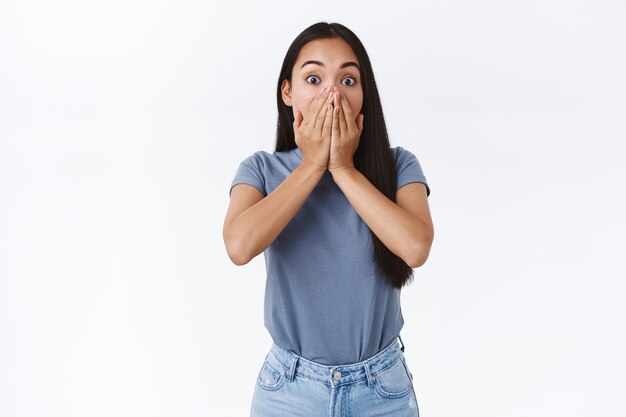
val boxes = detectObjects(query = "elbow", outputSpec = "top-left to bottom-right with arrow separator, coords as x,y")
225,238 -> 252,266
406,252 -> 426,269
406,232 -> 434,268
223,228 -> 252,266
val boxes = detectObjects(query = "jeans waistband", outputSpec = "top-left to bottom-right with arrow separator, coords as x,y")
268,335 -> 406,388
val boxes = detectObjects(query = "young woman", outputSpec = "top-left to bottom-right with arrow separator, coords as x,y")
223,21 -> 433,417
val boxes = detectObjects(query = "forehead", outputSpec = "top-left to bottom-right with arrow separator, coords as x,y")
295,38 -> 359,69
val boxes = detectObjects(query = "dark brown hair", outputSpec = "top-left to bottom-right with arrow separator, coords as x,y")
274,21 -> 415,289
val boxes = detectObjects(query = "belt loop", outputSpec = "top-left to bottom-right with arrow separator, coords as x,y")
398,334 -> 405,353
363,359 -> 375,387
285,351 -> 298,382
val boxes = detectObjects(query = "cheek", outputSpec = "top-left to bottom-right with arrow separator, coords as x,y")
293,93 -> 317,114
345,94 -> 363,117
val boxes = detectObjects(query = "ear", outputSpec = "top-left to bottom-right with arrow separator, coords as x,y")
281,79 -> 292,107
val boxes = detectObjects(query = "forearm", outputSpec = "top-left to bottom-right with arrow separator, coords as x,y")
229,162 -> 325,264
330,167 -> 431,267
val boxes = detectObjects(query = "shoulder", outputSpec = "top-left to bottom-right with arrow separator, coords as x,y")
238,149 -> 294,166
233,151 -> 273,177
238,149 -> 270,165
391,145 -> 421,169
391,145 -> 417,158
391,145 -> 430,196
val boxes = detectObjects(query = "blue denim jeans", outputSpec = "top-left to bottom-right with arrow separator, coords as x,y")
250,336 -> 420,416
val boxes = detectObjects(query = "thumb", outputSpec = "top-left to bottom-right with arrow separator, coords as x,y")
357,113 -> 364,136
293,111 -> 303,129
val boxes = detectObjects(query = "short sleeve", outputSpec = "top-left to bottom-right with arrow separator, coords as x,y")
229,152 -> 267,198
394,146 -> 431,197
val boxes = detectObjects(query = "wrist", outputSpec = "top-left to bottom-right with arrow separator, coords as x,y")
298,160 -> 328,176
328,164 -> 356,177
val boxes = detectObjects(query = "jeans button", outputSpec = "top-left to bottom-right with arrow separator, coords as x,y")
333,371 -> 341,380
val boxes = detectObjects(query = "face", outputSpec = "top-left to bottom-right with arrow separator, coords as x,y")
281,37 -> 363,122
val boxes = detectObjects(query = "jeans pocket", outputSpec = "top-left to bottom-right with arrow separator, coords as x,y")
373,355 -> 414,399
403,356 -> 414,382
257,351 -> 288,392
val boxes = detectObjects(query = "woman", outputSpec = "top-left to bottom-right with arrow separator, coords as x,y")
223,21 -> 433,416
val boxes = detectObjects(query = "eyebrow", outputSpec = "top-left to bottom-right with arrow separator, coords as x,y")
300,60 -> 360,71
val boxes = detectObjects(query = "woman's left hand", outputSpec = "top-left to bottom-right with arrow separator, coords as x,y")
328,89 -> 364,173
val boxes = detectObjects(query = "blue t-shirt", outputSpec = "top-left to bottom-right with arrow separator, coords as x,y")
229,146 -> 430,365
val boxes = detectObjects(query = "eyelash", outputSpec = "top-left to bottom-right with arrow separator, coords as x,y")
305,75 -> 358,86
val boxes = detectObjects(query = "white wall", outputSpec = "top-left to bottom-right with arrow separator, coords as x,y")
1,1 -> 624,416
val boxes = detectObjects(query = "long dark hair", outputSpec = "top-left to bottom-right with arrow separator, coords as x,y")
274,22 -> 415,289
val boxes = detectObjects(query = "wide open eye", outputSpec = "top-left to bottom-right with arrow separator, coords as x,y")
305,75 -> 358,86
305,75 -> 321,85
342,76 -> 357,86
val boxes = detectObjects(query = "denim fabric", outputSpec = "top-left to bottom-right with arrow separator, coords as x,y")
250,336 -> 420,417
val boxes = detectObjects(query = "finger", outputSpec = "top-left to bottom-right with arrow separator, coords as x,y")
305,86 -> 330,129
357,113 -> 364,136
300,89 -> 324,127
331,91 -> 342,138
332,101 -> 340,141
313,89 -> 335,132
339,92 -> 353,133
322,102 -> 333,140
293,110 -> 303,129
337,93 -> 348,134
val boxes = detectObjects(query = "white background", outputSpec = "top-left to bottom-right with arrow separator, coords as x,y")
1,1 -> 625,416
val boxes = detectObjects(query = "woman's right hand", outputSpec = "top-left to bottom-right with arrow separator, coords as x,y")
293,87 -> 335,171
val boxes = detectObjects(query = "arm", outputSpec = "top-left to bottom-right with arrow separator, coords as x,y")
223,162 -> 325,265
330,167 -> 434,268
